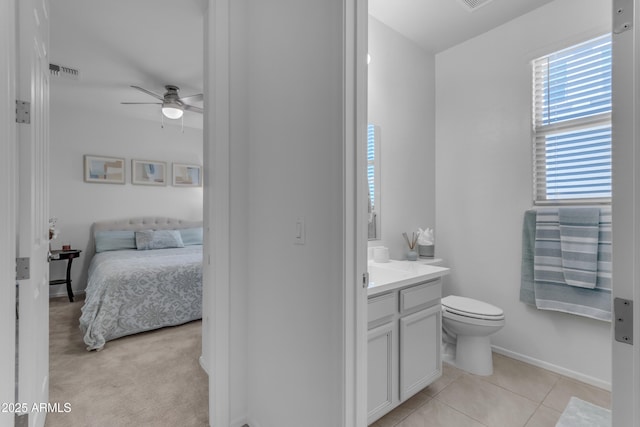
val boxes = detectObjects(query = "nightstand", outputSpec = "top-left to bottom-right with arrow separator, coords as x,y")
49,249 -> 81,302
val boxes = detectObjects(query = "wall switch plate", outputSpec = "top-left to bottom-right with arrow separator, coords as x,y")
294,217 -> 305,245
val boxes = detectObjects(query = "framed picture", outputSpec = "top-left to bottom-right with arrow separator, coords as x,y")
131,159 -> 167,186
84,155 -> 125,184
172,163 -> 202,187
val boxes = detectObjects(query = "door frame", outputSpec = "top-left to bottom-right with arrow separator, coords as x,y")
205,0 -> 368,425
611,0 -> 640,425
0,0 -> 17,426
344,0 -> 369,424
204,1 -> 231,426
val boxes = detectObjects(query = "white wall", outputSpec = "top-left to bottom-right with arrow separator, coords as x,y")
435,0 -> 612,387
368,17 -> 435,260
227,1 -> 347,425
49,98 -> 203,296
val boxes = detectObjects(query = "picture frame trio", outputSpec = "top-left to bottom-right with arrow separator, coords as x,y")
83,155 -> 202,187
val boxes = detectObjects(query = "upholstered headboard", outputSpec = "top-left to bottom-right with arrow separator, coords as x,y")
92,217 -> 202,233
91,217 -> 203,253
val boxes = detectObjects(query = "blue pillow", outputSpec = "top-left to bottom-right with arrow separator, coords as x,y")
95,230 -> 136,253
179,227 -> 203,246
135,230 -> 185,250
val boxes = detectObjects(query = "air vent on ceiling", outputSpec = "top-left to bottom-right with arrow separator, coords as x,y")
457,0 -> 494,11
49,63 -> 80,80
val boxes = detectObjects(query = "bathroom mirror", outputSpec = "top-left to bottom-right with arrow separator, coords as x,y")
368,124 -> 381,240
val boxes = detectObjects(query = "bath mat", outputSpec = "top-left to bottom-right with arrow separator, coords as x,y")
556,397 -> 611,427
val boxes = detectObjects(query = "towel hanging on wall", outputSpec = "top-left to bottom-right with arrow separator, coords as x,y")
559,208 -> 600,289
520,208 -> 612,322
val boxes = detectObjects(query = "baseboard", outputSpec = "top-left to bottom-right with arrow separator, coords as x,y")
492,345 -> 611,391
48,289 -> 85,299
198,355 -> 209,374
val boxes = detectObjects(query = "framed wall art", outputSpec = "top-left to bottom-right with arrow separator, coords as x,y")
172,163 -> 202,187
83,155 -> 125,184
132,159 -> 167,186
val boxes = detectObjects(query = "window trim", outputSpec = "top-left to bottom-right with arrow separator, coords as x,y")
532,34 -> 612,205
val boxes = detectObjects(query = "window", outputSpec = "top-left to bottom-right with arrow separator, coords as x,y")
367,124 -> 380,239
367,124 -> 376,209
532,34 -> 612,203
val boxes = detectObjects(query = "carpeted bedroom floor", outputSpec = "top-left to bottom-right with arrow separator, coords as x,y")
46,296 -> 208,427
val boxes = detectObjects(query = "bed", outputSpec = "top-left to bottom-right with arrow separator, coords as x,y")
79,217 -> 203,350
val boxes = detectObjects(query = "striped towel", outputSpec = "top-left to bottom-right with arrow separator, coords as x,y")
559,208 -> 600,289
519,210 -> 537,306
531,208 -> 611,322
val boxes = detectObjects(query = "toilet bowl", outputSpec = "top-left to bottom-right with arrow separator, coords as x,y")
441,295 -> 505,376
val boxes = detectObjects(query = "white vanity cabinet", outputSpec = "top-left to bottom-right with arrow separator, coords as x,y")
367,292 -> 397,422
367,278 -> 442,425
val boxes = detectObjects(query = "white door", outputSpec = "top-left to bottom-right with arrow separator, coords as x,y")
367,321 -> 395,423
399,305 -> 441,402
611,1 -> 640,426
16,0 -> 50,426
0,1 -> 18,427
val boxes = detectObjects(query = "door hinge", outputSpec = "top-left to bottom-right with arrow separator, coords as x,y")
16,100 -> 31,124
614,297 -> 633,345
613,0 -> 634,34
362,272 -> 369,289
16,257 -> 30,280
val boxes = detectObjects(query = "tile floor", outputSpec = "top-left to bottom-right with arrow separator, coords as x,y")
370,353 -> 611,427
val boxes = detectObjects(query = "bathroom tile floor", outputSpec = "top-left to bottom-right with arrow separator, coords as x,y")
370,352 -> 611,427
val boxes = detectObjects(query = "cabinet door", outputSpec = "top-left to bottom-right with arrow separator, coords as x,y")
367,321 -> 396,424
399,304 -> 441,402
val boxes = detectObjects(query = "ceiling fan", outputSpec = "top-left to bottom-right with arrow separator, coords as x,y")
122,85 -> 203,120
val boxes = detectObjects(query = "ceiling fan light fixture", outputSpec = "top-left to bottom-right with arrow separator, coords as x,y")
162,101 -> 184,119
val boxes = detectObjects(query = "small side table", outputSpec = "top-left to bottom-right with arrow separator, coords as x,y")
49,249 -> 81,302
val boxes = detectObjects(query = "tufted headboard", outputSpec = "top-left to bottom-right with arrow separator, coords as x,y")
92,217 -> 202,233
90,217 -> 203,254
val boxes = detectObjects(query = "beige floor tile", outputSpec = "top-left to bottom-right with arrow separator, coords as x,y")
396,399 -> 485,427
479,353 -> 559,403
542,377 -> 611,413
436,374 -> 538,427
524,405 -> 562,427
423,362 -> 465,397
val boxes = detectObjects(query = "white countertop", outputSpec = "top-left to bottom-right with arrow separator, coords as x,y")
368,259 -> 450,296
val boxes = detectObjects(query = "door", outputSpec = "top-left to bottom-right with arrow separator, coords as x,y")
611,0 -> 640,425
399,304 -> 441,402
0,1 -> 17,426
367,321 -> 395,424
16,0 -> 50,426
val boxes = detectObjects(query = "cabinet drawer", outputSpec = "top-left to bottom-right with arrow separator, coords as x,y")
400,280 -> 441,314
368,292 -> 397,328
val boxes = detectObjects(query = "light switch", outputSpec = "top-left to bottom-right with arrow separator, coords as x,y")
294,217 -> 305,245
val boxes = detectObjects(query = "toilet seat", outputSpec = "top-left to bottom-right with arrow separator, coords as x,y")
442,295 -> 504,321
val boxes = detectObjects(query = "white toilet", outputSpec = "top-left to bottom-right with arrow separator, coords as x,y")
441,295 -> 505,376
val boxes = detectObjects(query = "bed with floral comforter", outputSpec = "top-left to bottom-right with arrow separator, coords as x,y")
79,217 -> 203,350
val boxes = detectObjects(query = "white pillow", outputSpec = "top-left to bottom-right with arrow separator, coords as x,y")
135,230 -> 185,250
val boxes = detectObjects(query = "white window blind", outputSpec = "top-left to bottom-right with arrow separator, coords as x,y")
367,124 -> 376,209
532,34 -> 611,203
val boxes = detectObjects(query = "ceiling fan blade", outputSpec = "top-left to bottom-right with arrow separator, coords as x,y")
183,104 -> 204,114
121,102 -> 162,105
130,85 -> 164,101
180,94 -> 204,104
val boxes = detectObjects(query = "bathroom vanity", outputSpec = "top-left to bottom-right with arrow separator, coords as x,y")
367,260 -> 449,424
